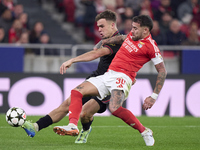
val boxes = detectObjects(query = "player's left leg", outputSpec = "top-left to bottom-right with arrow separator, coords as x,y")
110,89 -> 145,132
109,89 -> 154,146
79,96 -> 108,131
75,99 -> 100,143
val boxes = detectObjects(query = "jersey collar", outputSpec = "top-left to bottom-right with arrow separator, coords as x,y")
112,30 -> 119,37
143,34 -> 151,40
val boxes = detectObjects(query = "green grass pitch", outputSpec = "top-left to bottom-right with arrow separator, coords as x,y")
0,114 -> 200,150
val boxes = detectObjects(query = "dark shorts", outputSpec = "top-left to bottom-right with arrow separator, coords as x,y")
82,95 -> 110,113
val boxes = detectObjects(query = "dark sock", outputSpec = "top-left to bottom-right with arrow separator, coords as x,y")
82,119 -> 93,131
36,115 -> 53,131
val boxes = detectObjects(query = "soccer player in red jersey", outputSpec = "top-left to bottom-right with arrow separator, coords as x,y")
59,15 -> 167,146
21,9 -> 126,142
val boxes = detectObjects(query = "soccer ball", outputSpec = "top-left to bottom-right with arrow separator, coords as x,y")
6,107 -> 26,127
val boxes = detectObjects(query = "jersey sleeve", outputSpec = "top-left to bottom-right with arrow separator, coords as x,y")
103,44 -> 121,55
103,45 -> 114,54
151,53 -> 163,65
147,41 -> 163,65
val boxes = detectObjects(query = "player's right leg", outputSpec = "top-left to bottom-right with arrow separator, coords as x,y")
54,81 -> 100,136
22,97 -> 71,137
53,98 -> 100,137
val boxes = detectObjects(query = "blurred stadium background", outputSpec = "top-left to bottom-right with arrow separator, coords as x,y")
0,0 -> 200,117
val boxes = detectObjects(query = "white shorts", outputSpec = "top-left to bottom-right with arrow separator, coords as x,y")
86,70 -> 132,100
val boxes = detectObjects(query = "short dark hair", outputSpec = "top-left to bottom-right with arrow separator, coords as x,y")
132,15 -> 153,31
95,10 -> 117,23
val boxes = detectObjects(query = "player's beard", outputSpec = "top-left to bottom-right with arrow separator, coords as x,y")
132,34 -> 143,41
132,36 -> 141,41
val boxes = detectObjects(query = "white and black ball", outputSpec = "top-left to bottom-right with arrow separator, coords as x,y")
6,107 -> 26,127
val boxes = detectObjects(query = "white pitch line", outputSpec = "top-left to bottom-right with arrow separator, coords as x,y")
0,125 -> 200,129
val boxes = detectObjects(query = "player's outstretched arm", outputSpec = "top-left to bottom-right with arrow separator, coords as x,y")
142,62 -> 167,110
102,35 -> 127,45
60,47 -> 111,74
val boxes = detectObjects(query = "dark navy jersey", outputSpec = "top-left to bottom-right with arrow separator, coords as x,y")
86,31 -> 122,79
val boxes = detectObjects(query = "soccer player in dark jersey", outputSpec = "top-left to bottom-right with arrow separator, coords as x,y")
57,15 -> 167,146
22,10 -> 123,142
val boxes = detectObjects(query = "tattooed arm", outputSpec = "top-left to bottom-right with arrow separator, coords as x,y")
102,35 -> 127,45
142,62 -> 167,110
93,40 -> 102,50
153,62 -> 167,94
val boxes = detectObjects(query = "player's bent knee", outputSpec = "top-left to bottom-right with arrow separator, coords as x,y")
80,110 -> 87,119
109,105 -> 120,113
108,107 -> 115,114
80,110 -> 92,121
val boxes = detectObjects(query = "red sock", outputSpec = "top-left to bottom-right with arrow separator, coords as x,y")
69,90 -> 83,126
112,106 -> 145,133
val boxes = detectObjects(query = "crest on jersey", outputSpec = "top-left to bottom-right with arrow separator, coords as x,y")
138,42 -> 144,48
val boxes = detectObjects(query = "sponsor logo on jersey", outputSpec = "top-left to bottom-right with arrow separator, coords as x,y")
123,38 -> 139,52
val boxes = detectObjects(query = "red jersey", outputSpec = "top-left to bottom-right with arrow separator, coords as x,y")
108,32 -> 163,81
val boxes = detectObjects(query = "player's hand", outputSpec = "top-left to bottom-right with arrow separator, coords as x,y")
60,60 -> 73,75
142,96 -> 156,110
